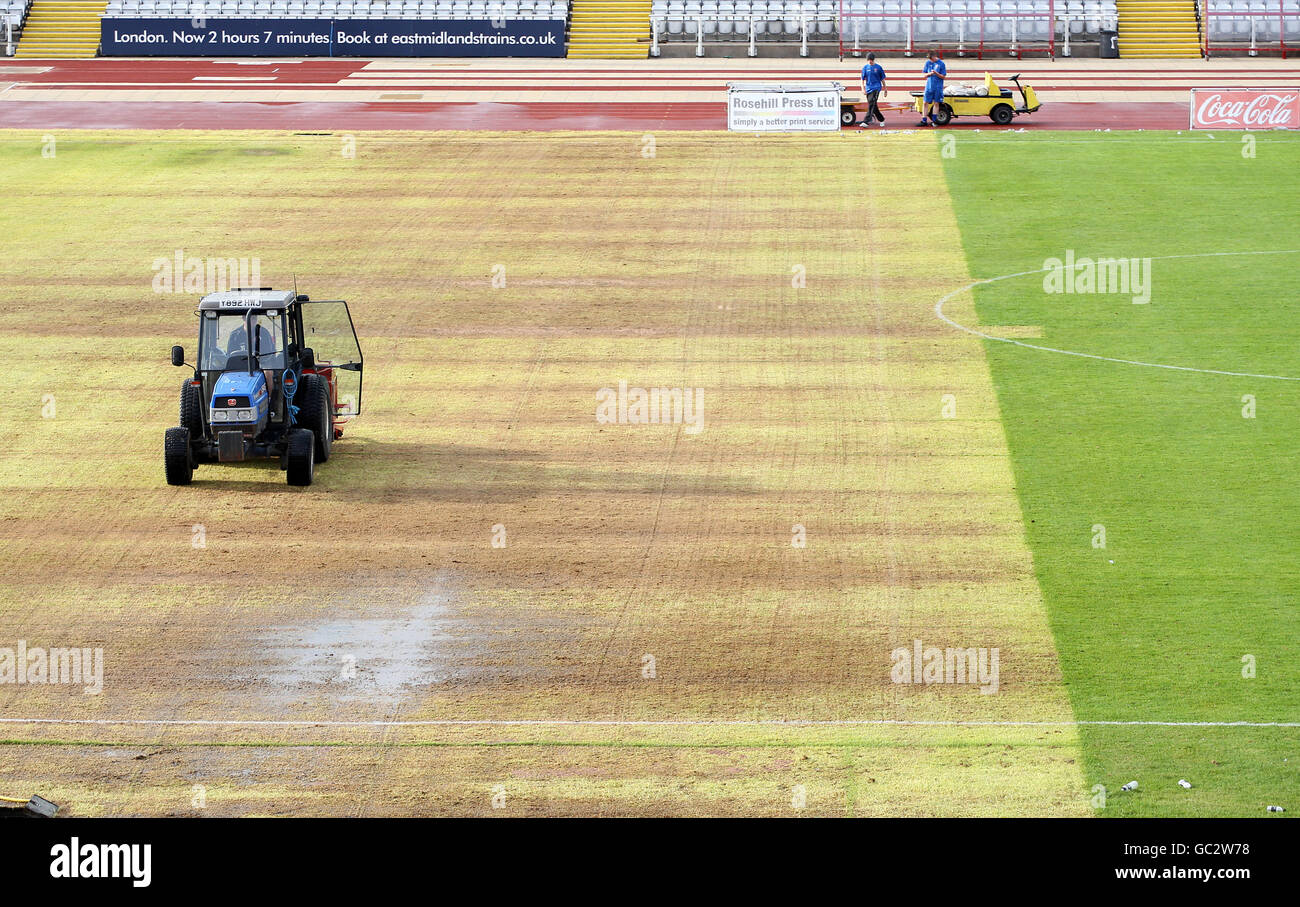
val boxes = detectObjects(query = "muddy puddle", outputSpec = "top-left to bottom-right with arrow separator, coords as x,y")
220,570 -> 592,707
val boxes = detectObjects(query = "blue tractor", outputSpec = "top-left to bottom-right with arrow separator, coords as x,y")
166,289 -> 363,487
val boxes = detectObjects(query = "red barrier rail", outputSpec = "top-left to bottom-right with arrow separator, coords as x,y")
1202,0 -> 1300,58
837,2 -> 1056,59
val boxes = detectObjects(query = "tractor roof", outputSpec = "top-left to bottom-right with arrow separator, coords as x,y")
198,289 -> 296,312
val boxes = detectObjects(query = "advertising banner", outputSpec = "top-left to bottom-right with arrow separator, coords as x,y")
101,17 -> 566,57
726,82 -> 844,133
1189,88 -> 1300,130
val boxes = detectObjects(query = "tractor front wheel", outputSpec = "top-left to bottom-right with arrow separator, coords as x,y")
164,427 -> 193,486
297,374 -> 333,463
286,428 -> 315,487
841,108 -> 857,126
990,104 -> 1014,125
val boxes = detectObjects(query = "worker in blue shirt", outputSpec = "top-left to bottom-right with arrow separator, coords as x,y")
919,50 -> 946,127
859,52 -> 887,127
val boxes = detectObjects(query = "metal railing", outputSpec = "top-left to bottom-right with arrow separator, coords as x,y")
648,5 -> 1108,58
1202,0 -> 1300,57
838,3 -> 1057,58
651,12 -> 822,56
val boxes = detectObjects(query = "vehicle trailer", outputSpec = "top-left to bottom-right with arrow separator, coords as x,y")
165,289 -> 363,487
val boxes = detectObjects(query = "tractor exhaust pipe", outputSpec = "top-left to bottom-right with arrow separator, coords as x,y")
245,310 -> 257,376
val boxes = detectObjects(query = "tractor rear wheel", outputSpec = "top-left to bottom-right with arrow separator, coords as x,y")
297,374 -> 333,463
285,428 -> 315,487
164,427 -> 193,486
932,105 -> 953,126
179,380 -> 204,439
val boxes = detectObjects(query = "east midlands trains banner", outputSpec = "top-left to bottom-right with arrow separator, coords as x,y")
100,18 -> 565,57
1190,88 -> 1300,130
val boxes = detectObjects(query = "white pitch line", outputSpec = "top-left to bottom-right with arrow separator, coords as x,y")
0,718 -> 1295,729
935,249 -> 1300,381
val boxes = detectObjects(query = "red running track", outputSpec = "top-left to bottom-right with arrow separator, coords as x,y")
0,99 -> 1190,130
0,58 -> 1233,130
4,58 -> 1299,85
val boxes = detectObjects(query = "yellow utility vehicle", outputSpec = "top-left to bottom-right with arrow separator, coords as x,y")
911,72 -> 1041,126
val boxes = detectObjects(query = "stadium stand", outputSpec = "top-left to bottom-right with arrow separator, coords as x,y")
569,0 -> 651,57
102,0 -> 568,17
3,1 -> 31,34
3,2 -> 30,55
1115,0 -> 1200,57
650,1 -> 1115,56
1204,0 -> 1300,53
14,1 -> 104,57
7,0 -> 1295,58
3,1 -> 31,24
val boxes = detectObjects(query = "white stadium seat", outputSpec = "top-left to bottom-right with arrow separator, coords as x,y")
667,0 -> 684,33
716,0 -> 732,35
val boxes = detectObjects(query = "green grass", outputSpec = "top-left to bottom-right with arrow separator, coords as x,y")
943,131 -> 1300,816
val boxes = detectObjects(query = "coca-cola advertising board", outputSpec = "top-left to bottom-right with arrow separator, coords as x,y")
1190,88 -> 1300,130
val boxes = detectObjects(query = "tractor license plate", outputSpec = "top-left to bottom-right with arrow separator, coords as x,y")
217,431 -> 246,463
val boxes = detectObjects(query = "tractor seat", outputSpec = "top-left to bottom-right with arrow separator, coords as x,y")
225,354 -> 250,372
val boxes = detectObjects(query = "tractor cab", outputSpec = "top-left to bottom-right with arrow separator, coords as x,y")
196,294 -> 286,438
165,288 -> 363,487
